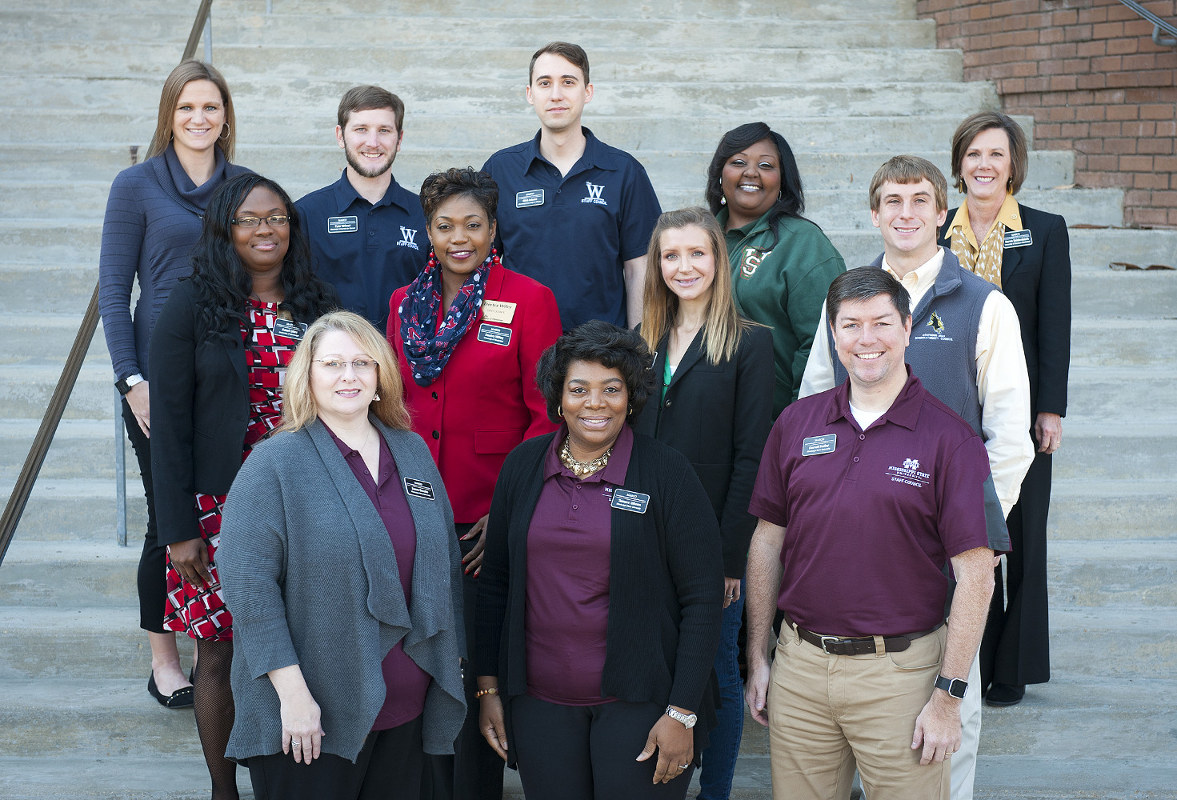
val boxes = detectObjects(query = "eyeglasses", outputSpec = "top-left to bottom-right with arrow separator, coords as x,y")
231,215 -> 290,228
312,358 -> 378,374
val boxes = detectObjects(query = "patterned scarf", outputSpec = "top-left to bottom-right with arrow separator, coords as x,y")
398,250 -> 495,386
947,198 -> 1006,289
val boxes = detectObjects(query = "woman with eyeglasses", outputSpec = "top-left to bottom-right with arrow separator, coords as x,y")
216,311 -> 466,800
149,172 -> 338,800
388,166 -> 561,799
97,59 -> 249,716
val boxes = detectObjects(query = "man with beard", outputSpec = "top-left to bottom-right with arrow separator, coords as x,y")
297,85 -> 428,332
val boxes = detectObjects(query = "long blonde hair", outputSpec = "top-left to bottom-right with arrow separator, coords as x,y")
280,311 -> 411,433
145,60 -> 236,161
640,207 -> 748,365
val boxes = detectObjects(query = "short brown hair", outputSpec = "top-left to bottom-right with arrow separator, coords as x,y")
146,60 -> 236,161
950,111 -> 1029,195
868,155 -> 948,213
337,85 -> 405,133
529,42 -> 590,85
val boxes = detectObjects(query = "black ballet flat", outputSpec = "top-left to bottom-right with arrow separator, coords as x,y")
148,673 -> 195,709
984,682 -> 1025,707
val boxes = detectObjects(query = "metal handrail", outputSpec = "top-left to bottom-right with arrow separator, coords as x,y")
1116,0 -> 1177,46
0,2 -> 216,568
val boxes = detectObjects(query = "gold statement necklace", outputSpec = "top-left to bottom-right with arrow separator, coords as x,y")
559,436 -> 613,478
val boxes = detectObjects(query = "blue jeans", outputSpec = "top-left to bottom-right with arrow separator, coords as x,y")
697,581 -> 745,800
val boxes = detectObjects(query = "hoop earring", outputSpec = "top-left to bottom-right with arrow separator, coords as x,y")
219,123 -> 231,141
627,404 -> 633,416
557,405 -> 564,418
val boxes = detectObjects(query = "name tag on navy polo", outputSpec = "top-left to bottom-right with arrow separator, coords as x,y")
801,434 -> 837,456
476,323 -> 512,347
516,189 -> 544,208
1003,229 -> 1032,248
610,489 -> 650,513
327,216 -> 358,234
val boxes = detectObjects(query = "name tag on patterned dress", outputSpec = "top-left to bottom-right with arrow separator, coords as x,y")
272,318 -> 306,341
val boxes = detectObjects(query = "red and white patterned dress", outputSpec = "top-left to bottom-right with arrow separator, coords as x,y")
162,299 -> 300,641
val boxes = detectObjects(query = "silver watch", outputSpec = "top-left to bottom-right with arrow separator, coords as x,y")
665,705 -> 697,729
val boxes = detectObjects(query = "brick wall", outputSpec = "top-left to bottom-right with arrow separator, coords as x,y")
916,0 -> 1177,228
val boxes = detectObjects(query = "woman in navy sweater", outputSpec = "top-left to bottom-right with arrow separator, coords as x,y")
97,60 -> 249,712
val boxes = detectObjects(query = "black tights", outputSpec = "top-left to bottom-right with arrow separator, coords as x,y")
194,639 -> 239,800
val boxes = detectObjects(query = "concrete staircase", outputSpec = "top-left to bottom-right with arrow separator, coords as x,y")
2,1 -> 1175,798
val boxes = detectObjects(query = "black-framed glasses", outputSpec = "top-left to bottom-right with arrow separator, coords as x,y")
231,214 -> 290,228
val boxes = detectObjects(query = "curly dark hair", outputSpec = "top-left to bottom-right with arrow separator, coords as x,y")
188,173 -> 338,336
419,167 -> 498,224
705,122 -> 807,249
535,321 -> 655,424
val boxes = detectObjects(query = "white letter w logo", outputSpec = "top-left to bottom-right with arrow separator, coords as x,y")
585,182 -> 605,201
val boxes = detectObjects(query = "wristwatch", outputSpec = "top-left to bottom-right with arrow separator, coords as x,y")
665,706 -> 697,729
115,373 -> 145,396
935,675 -> 968,699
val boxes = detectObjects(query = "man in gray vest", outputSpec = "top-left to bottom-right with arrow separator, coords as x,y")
799,155 -> 1034,800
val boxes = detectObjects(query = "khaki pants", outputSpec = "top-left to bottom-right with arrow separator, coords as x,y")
767,623 -> 951,800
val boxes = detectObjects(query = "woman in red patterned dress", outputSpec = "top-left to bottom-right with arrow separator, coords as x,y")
150,173 -> 338,800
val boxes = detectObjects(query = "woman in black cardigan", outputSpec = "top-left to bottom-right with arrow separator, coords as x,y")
475,321 -> 723,800
150,173 -> 337,800
633,207 -> 772,800
939,111 -> 1071,708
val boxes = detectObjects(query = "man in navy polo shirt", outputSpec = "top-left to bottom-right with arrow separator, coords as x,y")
482,42 -> 661,330
744,269 -> 1001,800
297,85 -> 428,332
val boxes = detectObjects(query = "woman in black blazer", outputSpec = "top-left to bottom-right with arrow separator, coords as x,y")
150,173 -> 337,800
633,208 -> 773,800
940,111 -> 1071,707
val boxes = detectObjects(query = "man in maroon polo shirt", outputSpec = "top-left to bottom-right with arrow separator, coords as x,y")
743,268 -> 1001,800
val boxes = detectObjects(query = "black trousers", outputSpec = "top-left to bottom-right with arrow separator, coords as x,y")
122,398 -> 167,634
249,716 -> 424,800
420,528 -> 505,800
510,694 -> 695,800
982,448 -> 1053,687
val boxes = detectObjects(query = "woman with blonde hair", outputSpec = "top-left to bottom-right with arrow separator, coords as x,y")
633,207 -> 773,800
218,311 -> 466,800
98,58 -> 248,714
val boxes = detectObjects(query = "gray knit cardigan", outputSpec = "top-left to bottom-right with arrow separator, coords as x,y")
217,418 -> 466,762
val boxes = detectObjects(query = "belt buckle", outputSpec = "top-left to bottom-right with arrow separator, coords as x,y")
819,635 -> 844,654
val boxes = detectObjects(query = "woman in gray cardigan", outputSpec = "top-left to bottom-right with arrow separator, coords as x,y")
218,312 -> 465,800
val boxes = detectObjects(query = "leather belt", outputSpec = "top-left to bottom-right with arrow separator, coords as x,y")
783,612 -> 939,656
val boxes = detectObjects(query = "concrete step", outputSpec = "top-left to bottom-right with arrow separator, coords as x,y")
1048,479 -> 1176,540
0,364 -> 113,419
1070,318 -> 1175,367
1052,425 -> 1176,483
6,47 -> 966,91
0,17 -> 937,55
1064,365 -> 1169,418
1,478 -> 143,542
0,264 -> 98,315
1072,270 -> 1177,319
0,418 -> 127,482
0,314 -> 108,365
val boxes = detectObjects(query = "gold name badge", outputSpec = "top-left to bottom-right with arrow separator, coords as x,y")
482,300 -> 517,324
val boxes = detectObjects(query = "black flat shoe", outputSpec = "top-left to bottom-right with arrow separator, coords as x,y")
148,673 -> 195,709
985,682 -> 1025,707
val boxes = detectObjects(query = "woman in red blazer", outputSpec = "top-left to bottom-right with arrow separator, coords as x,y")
387,167 -> 561,800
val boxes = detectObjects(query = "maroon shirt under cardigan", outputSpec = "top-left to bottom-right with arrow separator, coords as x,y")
524,424 -> 635,705
327,425 -> 430,730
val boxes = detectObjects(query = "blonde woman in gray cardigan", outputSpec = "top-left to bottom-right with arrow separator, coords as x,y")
218,311 -> 465,800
